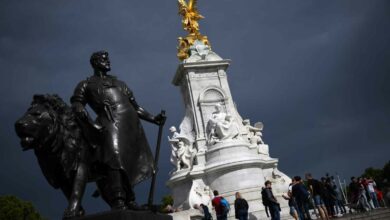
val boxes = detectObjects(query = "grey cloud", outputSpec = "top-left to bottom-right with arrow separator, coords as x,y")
1,0 -> 389,219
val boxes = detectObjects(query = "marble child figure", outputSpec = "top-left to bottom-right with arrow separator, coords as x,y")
168,126 -> 197,171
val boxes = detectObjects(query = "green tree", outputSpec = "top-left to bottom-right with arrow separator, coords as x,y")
362,167 -> 383,180
360,160 -> 390,189
159,195 -> 174,213
161,195 -> 174,207
382,161 -> 390,184
0,195 -> 46,220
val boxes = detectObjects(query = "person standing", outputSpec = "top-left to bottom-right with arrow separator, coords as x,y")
358,177 -> 371,211
305,173 -> 329,220
197,204 -> 212,220
375,188 -> 385,208
292,176 -> 312,220
367,177 -> 379,208
234,192 -> 249,220
262,180 -> 281,220
322,178 -> 337,217
349,177 -> 360,206
333,183 -> 347,215
212,190 -> 228,220
282,183 -> 299,220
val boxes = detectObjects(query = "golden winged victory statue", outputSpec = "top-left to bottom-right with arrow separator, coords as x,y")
177,0 -> 210,60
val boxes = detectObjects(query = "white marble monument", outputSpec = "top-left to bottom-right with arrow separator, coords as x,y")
166,41 -> 292,220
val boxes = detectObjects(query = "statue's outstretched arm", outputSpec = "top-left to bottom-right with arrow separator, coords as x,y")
129,95 -> 160,125
248,125 -> 261,132
123,84 -> 165,125
124,84 -> 165,125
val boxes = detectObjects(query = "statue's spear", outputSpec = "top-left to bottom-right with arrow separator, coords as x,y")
148,110 -> 166,210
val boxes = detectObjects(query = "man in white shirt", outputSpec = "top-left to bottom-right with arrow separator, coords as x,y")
367,177 -> 379,208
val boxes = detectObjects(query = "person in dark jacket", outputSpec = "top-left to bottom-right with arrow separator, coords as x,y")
263,180 -> 280,220
291,176 -> 312,220
200,204 -> 213,220
349,177 -> 360,204
282,183 -> 299,220
234,192 -> 249,220
322,177 -> 336,217
305,173 -> 329,220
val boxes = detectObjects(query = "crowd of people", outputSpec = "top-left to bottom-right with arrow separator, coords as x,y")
348,176 -> 387,212
270,173 -> 388,220
280,174 -> 348,220
173,174 -> 389,220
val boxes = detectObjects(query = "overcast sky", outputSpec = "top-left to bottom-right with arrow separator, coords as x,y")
1,0 -> 389,219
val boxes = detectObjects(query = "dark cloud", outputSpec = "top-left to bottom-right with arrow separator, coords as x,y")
1,0 -> 389,219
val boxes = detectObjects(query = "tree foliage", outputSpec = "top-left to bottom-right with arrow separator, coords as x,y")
361,160 -> 390,189
159,195 -> 174,213
382,161 -> 390,183
161,195 -> 174,207
363,167 -> 383,180
0,195 -> 45,220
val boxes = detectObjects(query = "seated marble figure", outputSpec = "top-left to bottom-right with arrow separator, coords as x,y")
207,104 -> 240,145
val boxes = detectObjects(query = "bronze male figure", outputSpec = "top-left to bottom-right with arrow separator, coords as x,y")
70,51 -> 165,211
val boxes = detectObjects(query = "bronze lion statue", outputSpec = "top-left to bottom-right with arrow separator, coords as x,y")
14,94 -> 139,219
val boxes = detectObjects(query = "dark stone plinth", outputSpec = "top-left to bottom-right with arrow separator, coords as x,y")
74,210 -> 173,220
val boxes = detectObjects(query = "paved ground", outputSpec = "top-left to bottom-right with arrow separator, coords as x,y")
321,208 -> 390,220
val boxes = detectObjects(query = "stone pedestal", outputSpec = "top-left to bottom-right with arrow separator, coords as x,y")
74,210 -> 173,220
166,42 -> 291,220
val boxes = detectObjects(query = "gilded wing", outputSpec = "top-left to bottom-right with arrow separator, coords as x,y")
178,0 -> 188,15
189,0 -> 199,12
188,0 -> 194,10
191,0 -> 204,19
178,0 -> 188,8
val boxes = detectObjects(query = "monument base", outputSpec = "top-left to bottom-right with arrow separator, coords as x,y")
74,210 -> 173,220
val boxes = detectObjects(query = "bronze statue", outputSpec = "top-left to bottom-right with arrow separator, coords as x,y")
15,51 -> 166,219
71,50 -> 165,210
15,94 -> 94,218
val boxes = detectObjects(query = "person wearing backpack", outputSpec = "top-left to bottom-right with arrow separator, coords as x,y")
212,190 -> 229,220
234,192 -> 249,220
262,180 -> 281,220
220,197 -> 231,216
